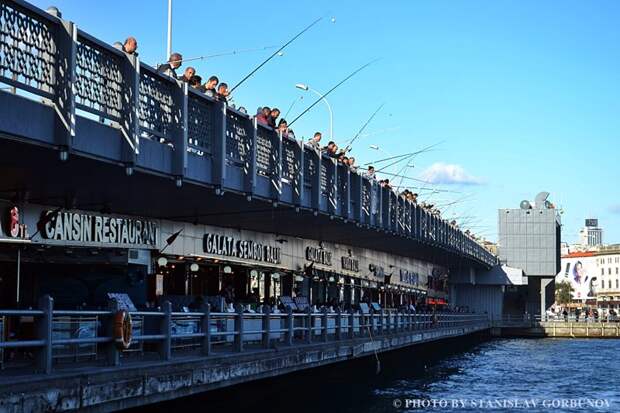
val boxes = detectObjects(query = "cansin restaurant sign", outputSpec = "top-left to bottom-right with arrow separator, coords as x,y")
43,211 -> 158,247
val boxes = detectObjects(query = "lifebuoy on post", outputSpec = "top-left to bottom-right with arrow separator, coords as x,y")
113,310 -> 133,350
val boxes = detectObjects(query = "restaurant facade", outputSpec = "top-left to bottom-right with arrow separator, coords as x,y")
0,200 -> 448,311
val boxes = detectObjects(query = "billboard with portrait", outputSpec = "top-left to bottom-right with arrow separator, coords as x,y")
556,256 -> 598,300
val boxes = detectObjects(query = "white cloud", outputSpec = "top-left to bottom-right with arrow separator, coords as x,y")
419,162 -> 484,185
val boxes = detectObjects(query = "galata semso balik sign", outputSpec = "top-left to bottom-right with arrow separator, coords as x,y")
203,232 -> 281,264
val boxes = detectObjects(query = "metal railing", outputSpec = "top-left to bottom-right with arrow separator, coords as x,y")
0,296 -> 489,376
491,313 -> 620,328
0,0 -> 496,268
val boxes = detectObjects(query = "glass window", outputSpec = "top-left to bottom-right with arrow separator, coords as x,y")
616,279 -> 619,289
602,268 -> 605,276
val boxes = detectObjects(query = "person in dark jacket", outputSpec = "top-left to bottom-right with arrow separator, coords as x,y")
157,52 -> 183,78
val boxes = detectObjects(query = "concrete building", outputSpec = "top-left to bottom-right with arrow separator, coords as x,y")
593,246 -> 620,312
497,192 -> 561,316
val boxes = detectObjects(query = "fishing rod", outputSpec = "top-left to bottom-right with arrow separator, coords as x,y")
352,127 -> 401,141
343,103 -> 385,153
229,17 -> 323,94
365,152 -> 416,166
370,170 -> 462,190
394,152 -> 421,191
284,95 -> 304,119
363,141 -> 443,166
289,58 -> 379,128
161,45 -> 279,66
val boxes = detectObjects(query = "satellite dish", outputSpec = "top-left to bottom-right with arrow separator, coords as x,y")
520,200 -> 531,210
534,192 -> 550,209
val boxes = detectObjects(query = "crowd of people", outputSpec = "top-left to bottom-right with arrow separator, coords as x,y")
114,38 -> 478,239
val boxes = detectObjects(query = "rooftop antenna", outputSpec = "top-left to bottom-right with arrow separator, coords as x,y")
230,17 -> 324,94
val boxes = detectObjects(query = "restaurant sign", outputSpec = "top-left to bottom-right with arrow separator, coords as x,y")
305,246 -> 332,266
368,264 -> 386,279
341,255 -> 360,272
203,233 -> 281,264
399,269 -> 420,286
43,211 -> 158,247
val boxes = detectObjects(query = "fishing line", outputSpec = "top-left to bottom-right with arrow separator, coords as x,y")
230,17 -> 324,94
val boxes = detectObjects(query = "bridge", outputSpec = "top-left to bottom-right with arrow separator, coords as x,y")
0,0 -> 495,268
0,1 -> 499,410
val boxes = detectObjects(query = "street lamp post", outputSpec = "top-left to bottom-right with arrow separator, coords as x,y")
295,83 -> 333,141
166,0 -> 172,60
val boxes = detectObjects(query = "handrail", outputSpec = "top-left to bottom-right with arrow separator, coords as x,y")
0,296 -> 489,375
0,0 -> 497,268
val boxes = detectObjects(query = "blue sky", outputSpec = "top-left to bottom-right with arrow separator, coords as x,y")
32,0 -> 620,244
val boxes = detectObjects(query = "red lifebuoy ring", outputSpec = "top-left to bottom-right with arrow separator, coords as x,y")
113,310 -> 133,350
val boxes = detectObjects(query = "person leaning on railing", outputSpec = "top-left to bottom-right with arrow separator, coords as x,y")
216,83 -> 231,104
348,156 -> 358,173
189,75 -> 203,90
201,75 -> 218,97
157,52 -> 183,78
178,66 -> 196,83
122,36 -> 138,55
255,107 -> 270,126
267,108 -> 280,128
306,131 -> 322,151
364,165 -> 376,179
277,119 -> 291,139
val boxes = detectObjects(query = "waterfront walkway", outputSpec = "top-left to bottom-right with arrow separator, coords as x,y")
0,299 -> 489,413
491,315 -> 620,338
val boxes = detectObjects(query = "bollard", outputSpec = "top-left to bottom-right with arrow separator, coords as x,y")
285,307 -> 294,346
306,307 -> 313,344
321,307 -> 328,342
234,306 -> 244,352
201,303 -> 211,356
105,311 -> 120,367
335,308 -> 342,340
408,309 -> 413,331
36,295 -> 53,374
348,309 -> 355,339
370,310 -> 376,335
262,305 -> 271,348
160,301 -> 172,361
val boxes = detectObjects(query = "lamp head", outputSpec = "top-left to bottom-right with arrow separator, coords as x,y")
295,83 -> 309,91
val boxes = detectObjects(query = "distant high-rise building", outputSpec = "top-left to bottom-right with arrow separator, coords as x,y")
579,219 -> 603,246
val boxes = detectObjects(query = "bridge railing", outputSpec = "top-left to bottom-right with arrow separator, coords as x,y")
0,296 -> 489,376
0,0 -> 496,267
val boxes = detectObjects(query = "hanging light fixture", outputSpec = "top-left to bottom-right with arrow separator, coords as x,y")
272,272 -> 280,280
295,275 -> 304,282
223,265 -> 232,274
157,257 -> 168,267
190,263 -> 199,272
250,269 -> 258,277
